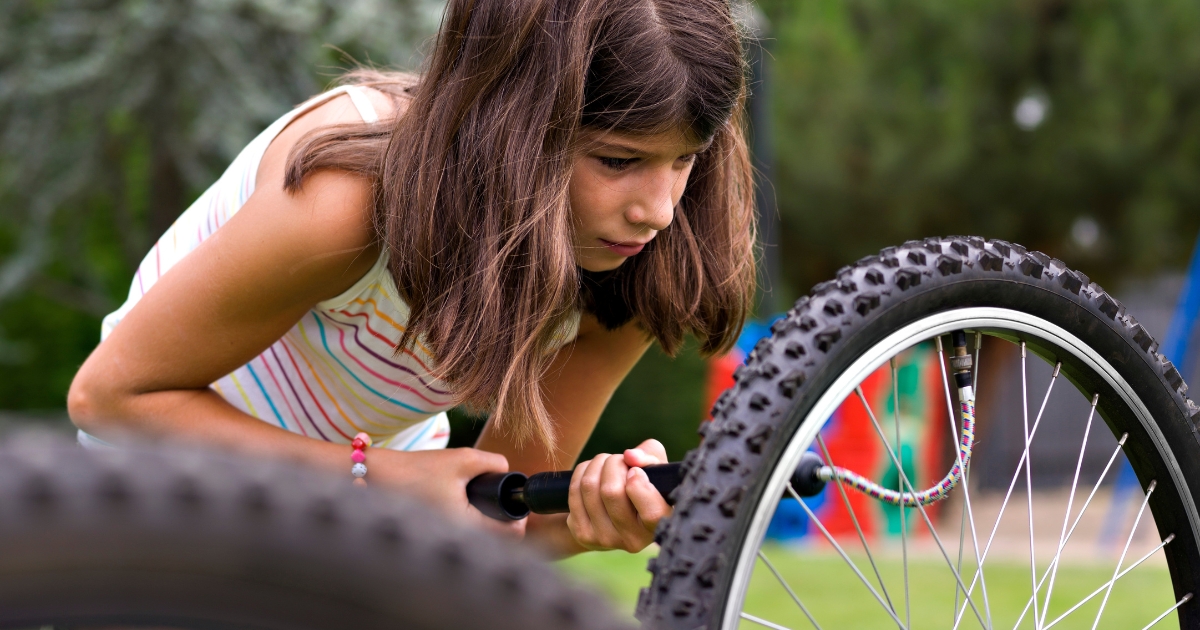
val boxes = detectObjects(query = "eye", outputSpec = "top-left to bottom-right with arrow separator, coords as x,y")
597,156 -> 637,171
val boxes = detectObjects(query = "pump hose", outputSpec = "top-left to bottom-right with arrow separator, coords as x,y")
817,386 -> 976,507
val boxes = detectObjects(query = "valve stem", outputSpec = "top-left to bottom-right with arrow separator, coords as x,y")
949,330 -> 974,389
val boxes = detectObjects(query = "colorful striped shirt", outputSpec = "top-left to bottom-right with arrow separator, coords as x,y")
86,86 -> 579,451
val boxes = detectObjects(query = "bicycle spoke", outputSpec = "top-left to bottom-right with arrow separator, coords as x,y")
760,334 -> 1165,630
954,482 -> 968,626
972,332 -> 981,391
854,388 -> 990,629
952,418 -> 1128,630
758,550 -> 822,630
1140,593 -> 1193,630
814,434 -> 898,618
955,432 -> 1128,629
1020,343 -> 1040,629
891,357 -> 911,630
1014,534 -> 1175,629
936,335 -> 992,628
1039,393 -> 1099,627
969,332 -> 986,625
950,348 -> 1067,630
1039,485 -> 1159,629
742,611 -> 796,630
955,331 -> 984,619
1090,480 -> 1157,629
790,483 -> 909,629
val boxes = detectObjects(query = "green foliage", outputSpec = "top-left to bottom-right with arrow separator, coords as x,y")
760,0 -> 1200,295
0,294 -> 103,409
0,0 -> 439,409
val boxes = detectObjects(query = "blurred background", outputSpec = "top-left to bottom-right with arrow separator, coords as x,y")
2,0 -> 1199,464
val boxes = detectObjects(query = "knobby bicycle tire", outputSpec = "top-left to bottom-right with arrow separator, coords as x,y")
0,433 -> 631,630
638,236 -> 1200,629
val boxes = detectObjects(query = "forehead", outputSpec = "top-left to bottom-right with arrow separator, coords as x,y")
578,129 -> 711,156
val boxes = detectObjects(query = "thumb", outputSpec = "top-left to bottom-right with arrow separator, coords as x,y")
625,439 -> 668,467
457,448 -> 511,482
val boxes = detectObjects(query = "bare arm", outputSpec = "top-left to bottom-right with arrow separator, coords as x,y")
475,315 -> 665,556
71,94 -> 380,452
69,93 -> 519,533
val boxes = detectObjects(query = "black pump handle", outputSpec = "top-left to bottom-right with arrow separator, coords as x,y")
465,452 -> 828,522
466,463 -> 683,522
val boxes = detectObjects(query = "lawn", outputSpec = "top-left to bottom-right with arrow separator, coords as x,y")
557,544 -> 1178,629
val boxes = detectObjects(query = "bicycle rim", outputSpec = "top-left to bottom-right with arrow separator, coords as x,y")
726,309 -> 1195,630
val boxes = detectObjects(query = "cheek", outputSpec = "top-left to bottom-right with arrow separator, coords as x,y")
569,166 -> 619,234
567,169 -> 587,227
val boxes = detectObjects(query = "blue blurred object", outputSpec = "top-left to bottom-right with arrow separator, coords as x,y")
735,317 -> 782,358
766,475 -> 829,541
766,498 -> 810,540
1101,231 -> 1200,550
1163,231 -> 1200,384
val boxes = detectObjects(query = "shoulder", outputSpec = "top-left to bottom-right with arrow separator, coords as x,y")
254,86 -> 411,246
358,85 -> 404,122
229,89 -> 412,302
260,87 -> 404,182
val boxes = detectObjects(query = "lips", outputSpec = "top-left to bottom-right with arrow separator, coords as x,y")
600,238 -> 648,257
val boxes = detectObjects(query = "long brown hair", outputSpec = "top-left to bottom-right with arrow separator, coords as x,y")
286,0 -> 756,448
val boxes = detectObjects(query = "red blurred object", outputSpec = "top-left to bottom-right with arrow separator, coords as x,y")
704,350 -> 744,421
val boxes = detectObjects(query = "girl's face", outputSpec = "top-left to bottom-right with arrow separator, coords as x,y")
569,129 -> 708,272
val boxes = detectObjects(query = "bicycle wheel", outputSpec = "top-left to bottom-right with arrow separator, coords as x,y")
0,432 -> 631,630
639,236 -> 1200,629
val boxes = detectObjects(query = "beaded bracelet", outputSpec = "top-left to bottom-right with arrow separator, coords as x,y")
350,432 -> 371,486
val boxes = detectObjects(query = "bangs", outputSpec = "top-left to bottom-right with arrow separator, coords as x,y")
580,0 -> 743,144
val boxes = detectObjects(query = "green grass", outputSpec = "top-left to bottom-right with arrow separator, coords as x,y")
558,545 -> 1178,629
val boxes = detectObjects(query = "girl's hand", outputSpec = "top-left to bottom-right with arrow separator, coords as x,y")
565,438 -> 671,552
367,447 -> 526,539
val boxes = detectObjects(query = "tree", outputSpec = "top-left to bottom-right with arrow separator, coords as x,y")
0,0 -> 441,406
759,0 -> 1200,298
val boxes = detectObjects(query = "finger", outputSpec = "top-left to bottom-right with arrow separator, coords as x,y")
566,460 -> 595,546
497,517 -> 527,539
467,507 -> 528,539
598,451 -> 643,547
626,466 -> 672,534
640,439 -> 668,462
580,454 -> 622,548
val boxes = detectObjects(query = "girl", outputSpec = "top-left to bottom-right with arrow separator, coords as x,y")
68,0 -> 754,556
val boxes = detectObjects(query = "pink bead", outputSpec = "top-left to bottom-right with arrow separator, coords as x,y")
351,449 -> 366,463
351,437 -> 366,450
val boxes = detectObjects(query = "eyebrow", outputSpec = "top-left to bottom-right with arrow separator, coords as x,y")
590,139 -> 712,156
590,141 -> 644,154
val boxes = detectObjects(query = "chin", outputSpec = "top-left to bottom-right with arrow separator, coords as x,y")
577,255 -> 628,273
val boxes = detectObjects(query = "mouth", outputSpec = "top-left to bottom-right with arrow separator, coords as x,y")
599,238 -> 649,257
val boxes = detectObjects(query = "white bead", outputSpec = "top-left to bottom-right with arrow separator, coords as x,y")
351,463 -> 368,478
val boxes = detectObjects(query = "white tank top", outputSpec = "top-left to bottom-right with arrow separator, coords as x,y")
86,86 -> 580,450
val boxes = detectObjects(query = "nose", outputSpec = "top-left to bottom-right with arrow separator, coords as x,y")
624,167 -> 678,232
